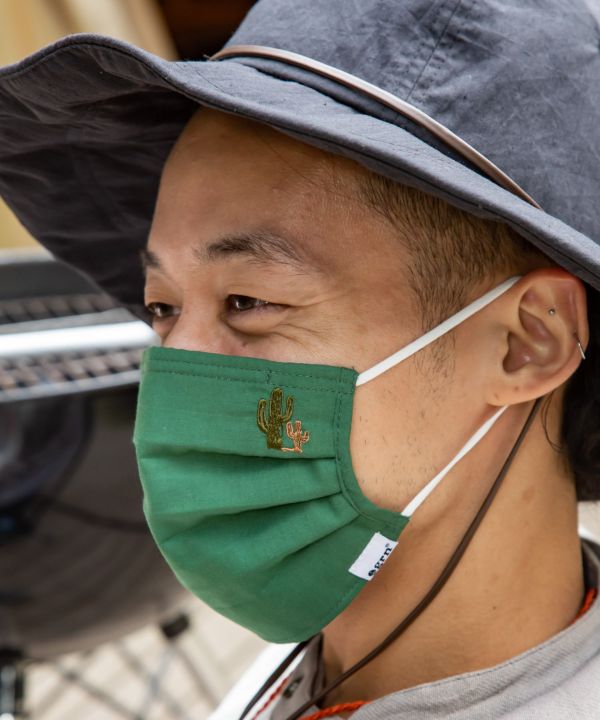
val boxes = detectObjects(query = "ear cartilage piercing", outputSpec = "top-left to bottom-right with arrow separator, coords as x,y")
548,308 -> 556,316
575,335 -> 587,360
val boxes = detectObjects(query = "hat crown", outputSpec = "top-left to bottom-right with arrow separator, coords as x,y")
229,0 -> 600,242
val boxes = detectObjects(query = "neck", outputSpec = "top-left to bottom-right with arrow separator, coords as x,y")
321,399 -> 585,705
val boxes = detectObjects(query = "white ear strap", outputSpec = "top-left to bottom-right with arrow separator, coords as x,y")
401,405 -> 508,517
356,276 -> 520,386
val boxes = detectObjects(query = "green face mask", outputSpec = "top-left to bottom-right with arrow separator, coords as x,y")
133,278 -> 518,642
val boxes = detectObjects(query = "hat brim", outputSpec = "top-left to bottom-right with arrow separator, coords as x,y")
1,34 -> 598,314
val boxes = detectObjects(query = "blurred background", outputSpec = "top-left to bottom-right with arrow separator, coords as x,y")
0,3 -> 270,720
1,3 -> 600,720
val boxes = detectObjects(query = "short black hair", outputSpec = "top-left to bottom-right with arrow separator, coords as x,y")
357,172 -> 599,501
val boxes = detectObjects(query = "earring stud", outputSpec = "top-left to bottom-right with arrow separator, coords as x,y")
548,308 -> 556,316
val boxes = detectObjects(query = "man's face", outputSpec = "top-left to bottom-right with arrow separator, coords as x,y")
145,108 -> 459,513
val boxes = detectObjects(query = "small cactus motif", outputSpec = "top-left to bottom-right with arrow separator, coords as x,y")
282,420 -> 310,453
257,387 -> 294,450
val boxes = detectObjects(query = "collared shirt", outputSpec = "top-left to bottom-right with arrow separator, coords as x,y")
268,538 -> 600,719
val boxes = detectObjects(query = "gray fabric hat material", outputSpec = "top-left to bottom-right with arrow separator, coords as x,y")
0,0 -> 599,310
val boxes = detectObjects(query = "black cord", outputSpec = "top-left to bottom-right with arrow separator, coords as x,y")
284,399 -> 542,720
237,399 -> 542,720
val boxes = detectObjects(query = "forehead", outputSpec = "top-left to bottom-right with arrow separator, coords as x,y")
159,108 -> 346,213
147,108 -> 403,278
168,108 -> 337,180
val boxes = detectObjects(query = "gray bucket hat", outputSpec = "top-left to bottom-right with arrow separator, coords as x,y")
1,0 -> 599,313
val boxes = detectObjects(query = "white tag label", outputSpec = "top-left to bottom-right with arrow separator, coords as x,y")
348,532 -> 398,581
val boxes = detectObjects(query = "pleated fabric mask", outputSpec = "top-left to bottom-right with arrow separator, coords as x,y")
133,277 -> 518,642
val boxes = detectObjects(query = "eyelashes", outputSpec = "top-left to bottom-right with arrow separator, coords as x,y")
145,295 -> 283,321
145,301 -> 180,320
226,295 -> 271,313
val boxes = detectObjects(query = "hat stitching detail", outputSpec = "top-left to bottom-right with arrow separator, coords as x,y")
410,0 -> 469,108
406,0 -> 463,103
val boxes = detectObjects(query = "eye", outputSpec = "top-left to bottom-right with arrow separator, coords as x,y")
227,295 -> 271,313
145,301 -> 180,320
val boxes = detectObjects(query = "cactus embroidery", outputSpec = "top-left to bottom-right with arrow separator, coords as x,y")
282,420 -> 310,453
256,388 -> 310,452
257,387 -> 295,450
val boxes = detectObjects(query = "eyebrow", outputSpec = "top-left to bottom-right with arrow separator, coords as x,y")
141,229 -> 311,275
202,230 -> 307,267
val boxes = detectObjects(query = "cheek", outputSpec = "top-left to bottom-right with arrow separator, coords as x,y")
348,376 -> 436,513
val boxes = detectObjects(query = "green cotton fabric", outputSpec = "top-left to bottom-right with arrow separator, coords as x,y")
134,346 -> 409,643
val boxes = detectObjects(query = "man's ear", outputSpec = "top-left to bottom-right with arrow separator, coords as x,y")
486,268 -> 588,405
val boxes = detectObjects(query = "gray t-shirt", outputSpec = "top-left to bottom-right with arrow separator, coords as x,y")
268,538 -> 600,719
